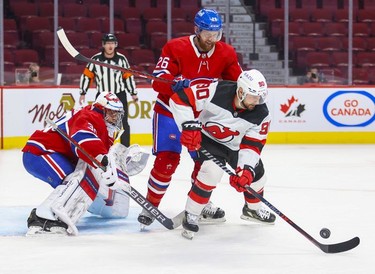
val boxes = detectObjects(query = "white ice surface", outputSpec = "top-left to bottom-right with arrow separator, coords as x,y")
0,145 -> 374,274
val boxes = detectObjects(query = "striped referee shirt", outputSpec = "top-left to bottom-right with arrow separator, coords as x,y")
79,51 -> 136,96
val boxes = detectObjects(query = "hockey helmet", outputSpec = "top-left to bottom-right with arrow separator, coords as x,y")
194,9 -> 222,31
194,9 -> 223,41
102,33 -> 118,46
94,92 -> 124,130
236,69 -> 268,104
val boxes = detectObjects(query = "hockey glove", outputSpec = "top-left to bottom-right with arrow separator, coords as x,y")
180,121 -> 202,151
99,154 -> 119,190
172,79 -> 191,92
229,167 -> 254,192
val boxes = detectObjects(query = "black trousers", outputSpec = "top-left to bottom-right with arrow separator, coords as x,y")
115,91 -> 130,147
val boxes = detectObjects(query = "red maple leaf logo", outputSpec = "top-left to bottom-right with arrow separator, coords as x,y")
280,96 -> 298,114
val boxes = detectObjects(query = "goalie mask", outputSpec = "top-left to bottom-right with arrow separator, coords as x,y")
236,69 -> 268,105
94,92 -> 124,134
194,9 -> 223,42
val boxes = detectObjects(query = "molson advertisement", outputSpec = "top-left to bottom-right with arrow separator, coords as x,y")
0,87 -> 155,148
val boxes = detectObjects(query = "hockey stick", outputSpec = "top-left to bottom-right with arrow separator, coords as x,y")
56,27 -> 173,84
199,148 -> 360,254
45,118 -> 183,230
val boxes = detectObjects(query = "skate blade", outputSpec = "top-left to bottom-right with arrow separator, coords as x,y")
139,224 -> 148,231
181,229 -> 195,240
26,227 -> 68,237
240,215 -> 275,225
26,226 -> 44,236
199,216 -> 226,224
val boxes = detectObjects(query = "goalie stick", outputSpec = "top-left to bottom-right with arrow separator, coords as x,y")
45,118 -> 183,230
199,148 -> 360,254
56,27 -> 173,84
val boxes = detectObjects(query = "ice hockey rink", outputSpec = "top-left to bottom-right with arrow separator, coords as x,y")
0,144 -> 374,274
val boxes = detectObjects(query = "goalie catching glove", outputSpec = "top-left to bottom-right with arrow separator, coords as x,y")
229,166 -> 254,192
180,121 -> 202,151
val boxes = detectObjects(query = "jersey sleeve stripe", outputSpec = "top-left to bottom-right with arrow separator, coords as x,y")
240,136 -> 266,154
171,92 -> 190,107
175,87 -> 198,112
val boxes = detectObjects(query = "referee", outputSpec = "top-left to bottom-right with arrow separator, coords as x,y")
79,33 -> 138,147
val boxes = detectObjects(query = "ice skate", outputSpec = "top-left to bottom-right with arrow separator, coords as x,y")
199,201 -> 226,223
240,204 -> 276,224
26,208 -> 69,236
181,211 -> 200,240
137,209 -> 155,230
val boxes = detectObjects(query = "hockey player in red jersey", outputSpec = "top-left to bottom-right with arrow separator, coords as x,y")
22,92 -> 146,235
138,8 -> 243,227
169,69 -> 276,239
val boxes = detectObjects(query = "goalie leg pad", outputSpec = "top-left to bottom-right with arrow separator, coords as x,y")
34,160 -> 99,235
88,183 -> 130,218
88,156 -> 131,218
88,147 -> 132,218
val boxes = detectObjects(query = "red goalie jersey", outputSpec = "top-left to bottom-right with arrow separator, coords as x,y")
22,105 -> 112,167
152,35 -> 242,117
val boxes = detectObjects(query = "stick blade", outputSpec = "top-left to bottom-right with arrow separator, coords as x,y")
320,237 -> 360,254
56,27 -> 80,58
171,211 -> 185,229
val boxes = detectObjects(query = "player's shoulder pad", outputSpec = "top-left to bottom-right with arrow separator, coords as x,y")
91,52 -> 102,60
217,80 -> 237,89
116,51 -> 127,58
242,103 -> 269,125
167,36 -> 191,51
211,81 -> 237,106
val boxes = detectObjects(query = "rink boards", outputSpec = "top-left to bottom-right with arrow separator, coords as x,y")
0,85 -> 374,149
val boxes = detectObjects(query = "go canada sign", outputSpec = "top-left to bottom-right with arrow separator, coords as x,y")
323,90 -> 375,127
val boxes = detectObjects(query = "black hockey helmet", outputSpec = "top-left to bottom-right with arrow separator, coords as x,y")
102,33 -> 118,45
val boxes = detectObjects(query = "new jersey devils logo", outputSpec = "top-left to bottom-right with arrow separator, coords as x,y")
203,122 -> 240,143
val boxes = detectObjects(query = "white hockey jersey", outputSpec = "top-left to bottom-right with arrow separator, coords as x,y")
169,81 -> 271,170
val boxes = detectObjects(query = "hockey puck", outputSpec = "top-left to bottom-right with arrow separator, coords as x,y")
320,228 -> 331,239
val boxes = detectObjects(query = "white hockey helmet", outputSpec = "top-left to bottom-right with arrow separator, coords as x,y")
94,92 -> 124,131
236,69 -> 268,104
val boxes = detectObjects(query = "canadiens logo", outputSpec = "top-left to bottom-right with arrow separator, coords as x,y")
279,96 -> 306,124
203,122 -> 239,143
